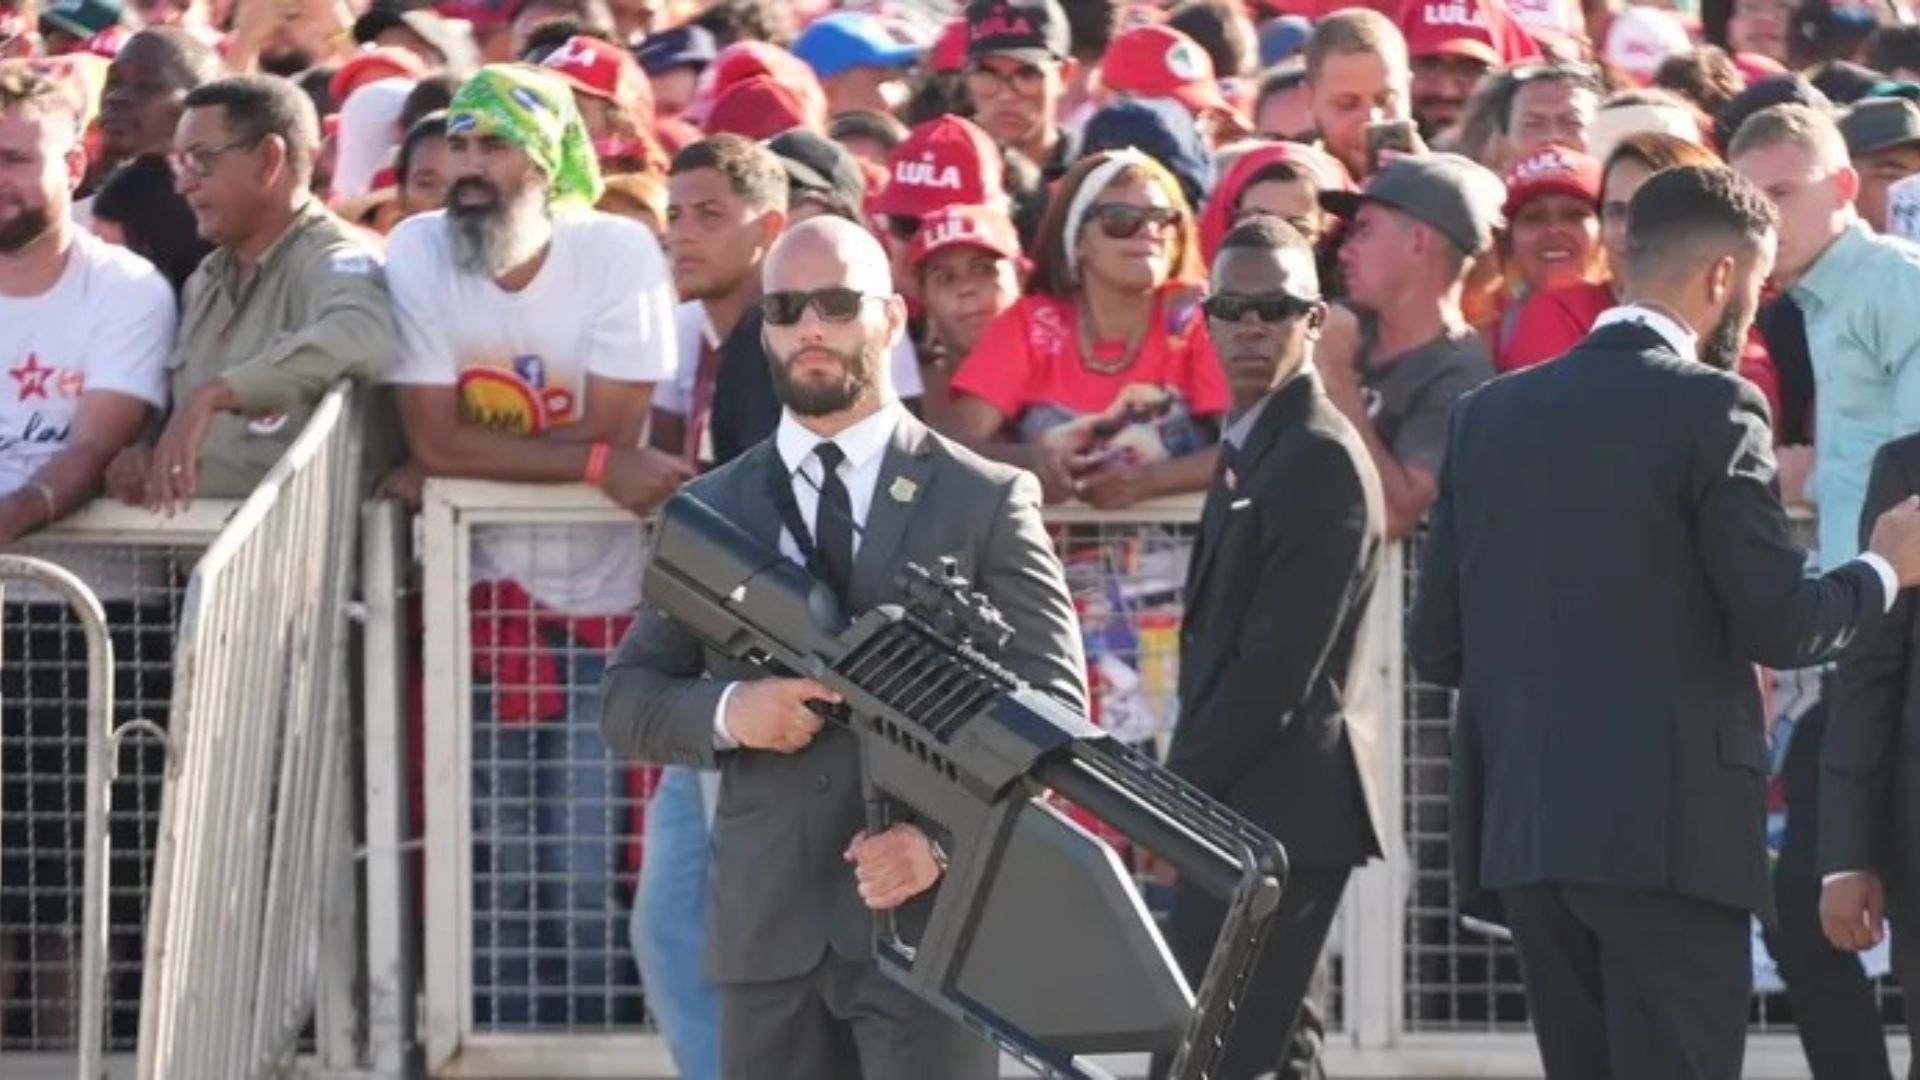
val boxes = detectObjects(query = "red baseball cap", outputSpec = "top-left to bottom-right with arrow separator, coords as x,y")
705,41 -> 828,129
704,75 -> 815,140
1103,25 -> 1236,121
330,47 -> 426,106
542,34 -> 653,119
909,203 -> 1023,269
931,17 -> 969,73
1502,145 -> 1601,216
873,115 -> 1005,217
1402,0 -> 1503,66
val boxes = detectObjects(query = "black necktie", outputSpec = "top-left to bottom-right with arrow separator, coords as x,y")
812,441 -> 855,601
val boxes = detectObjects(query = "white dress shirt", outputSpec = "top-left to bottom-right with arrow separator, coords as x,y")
1595,304 -> 1901,611
712,401 -> 907,747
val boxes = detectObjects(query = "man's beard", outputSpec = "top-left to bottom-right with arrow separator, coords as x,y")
447,177 -> 547,278
0,202 -> 51,254
1700,293 -> 1756,371
768,339 -> 879,417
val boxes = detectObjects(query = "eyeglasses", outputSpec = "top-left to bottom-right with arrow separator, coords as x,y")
762,288 -> 884,327
883,214 -> 922,242
964,61 -> 1048,99
1082,203 -> 1181,240
1201,293 -> 1319,324
168,136 -> 262,178
1509,61 -> 1602,91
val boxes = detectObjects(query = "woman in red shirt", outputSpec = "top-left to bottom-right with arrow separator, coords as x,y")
945,149 -> 1230,507
1485,146 -> 1605,371
1495,132 -> 1783,412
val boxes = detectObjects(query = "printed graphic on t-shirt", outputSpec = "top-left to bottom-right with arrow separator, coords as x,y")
457,354 -> 578,435
3,352 -> 87,453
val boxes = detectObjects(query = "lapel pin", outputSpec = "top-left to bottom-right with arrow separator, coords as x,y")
1224,467 -> 1238,492
890,476 -> 918,504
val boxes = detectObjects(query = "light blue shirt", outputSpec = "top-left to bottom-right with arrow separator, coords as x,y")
1790,220 -> 1920,571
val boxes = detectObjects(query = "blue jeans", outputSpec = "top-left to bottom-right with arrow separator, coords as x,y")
471,648 -> 626,1027
632,764 -> 720,1080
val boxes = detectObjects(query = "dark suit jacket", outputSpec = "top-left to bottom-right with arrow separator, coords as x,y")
599,410 -> 1090,986
1409,321 -> 1889,920
1827,433 -> 1920,889
1165,369 -> 1386,869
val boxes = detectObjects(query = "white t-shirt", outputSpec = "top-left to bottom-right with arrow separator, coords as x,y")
386,209 -> 678,614
0,231 -> 174,602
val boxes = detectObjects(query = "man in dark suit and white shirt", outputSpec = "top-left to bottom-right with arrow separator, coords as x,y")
1825,430 -> 1920,1076
1152,216 -> 1385,1080
598,216 -> 1088,1079
1410,164 -> 1920,1080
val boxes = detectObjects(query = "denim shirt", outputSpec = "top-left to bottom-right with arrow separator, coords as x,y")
1789,219 -> 1920,570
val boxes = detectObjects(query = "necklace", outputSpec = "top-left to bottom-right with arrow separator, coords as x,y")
1077,296 -> 1150,376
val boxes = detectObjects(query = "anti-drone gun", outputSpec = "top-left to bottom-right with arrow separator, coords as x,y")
643,493 -> 1287,1080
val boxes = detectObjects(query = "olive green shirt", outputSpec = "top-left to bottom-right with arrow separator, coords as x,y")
170,200 -> 396,498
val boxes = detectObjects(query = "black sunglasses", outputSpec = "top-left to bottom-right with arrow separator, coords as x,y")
1084,203 -> 1181,240
1201,293 -> 1319,324
762,288 -> 883,327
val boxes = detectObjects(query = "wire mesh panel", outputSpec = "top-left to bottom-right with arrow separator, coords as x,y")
0,541 -> 199,1056
462,517 -> 654,1032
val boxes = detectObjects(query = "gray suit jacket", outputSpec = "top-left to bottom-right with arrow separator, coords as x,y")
600,410 -> 1089,986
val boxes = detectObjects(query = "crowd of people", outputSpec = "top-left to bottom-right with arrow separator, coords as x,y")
5,0 -> 1920,1072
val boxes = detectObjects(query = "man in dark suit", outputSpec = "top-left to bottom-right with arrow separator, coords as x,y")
599,216 -> 1088,1079
1151,216 -> 1385,1080
1825,432 -> 1920,1075
1409,164 -> 1920,1080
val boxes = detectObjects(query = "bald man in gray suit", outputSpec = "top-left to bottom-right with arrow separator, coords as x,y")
600,218 -> 1089,1079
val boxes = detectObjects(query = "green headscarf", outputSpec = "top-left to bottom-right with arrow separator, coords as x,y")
447,65 -> 604,209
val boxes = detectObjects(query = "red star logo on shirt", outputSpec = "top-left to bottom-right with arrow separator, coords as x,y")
10,353 -> 53,401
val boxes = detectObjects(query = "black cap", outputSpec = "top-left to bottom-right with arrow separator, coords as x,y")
964,0 -> 1071,65
1716,75 -> 1830,153
1842,96 -> 1920,157
1080,98 -> 1215,212
634,24 -> 716,75
1322,152 -> 1506,255
765,129 -> 868,221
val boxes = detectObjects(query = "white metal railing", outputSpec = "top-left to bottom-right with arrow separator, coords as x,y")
135,383 -> 364,1079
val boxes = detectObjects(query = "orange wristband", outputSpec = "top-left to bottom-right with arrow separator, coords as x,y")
585,442 -> 612,487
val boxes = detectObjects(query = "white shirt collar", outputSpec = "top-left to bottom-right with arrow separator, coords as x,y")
775,399 -> 905,476
1591,303 -> 1699,361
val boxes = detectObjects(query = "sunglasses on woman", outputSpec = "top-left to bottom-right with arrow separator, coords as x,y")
1083,203 -> 1181,240
1201,293 -> 1319,324
762,288 -> 884,327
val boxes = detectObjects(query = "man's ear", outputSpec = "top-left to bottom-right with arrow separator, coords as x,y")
1706,252 -> 1736,307
758,208 -> 789,250
1304,300 -> 1329,340
258,133 -> 290,184
64,139 -> 87,195
882,294 -> 909,348
1835,163 -> 1862,209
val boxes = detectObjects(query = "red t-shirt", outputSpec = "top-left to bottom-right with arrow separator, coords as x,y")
949,287 -> 1230,453
1496,281 -> 1784,422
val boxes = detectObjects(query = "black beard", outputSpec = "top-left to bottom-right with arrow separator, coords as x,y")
0,203 -> 51,254
1700,295 -> 1754,371
767,340 -> 877,417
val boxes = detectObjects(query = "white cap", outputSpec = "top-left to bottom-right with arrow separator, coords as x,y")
1603,6 -> 1693,85
1889,173 -> 1920,244
1588,101 -> 1703,167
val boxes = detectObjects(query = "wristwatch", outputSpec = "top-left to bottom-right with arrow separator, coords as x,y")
927,835 -> 951,874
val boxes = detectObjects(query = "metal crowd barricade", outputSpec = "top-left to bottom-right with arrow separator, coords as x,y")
0,556 -> 114,1080
134,383 -> 365,1080
0,503 -> 227,1080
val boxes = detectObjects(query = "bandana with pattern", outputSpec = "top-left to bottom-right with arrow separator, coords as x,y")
447,65 -> 604,208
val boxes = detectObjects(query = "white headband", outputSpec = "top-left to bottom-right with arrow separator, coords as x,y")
1062,149 -> 1153,285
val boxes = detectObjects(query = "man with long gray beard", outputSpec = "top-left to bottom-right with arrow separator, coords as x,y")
1411,164 -> 1920,1080
600,216 -> 1088,1078
384,64 -> 689,1026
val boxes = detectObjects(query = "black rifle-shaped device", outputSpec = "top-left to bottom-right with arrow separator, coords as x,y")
643,493 -> 1287,1079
